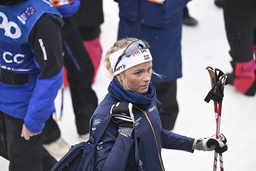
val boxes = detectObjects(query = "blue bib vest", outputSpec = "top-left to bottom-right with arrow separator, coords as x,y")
0,0 -> 63,133
0,0 -> 60,74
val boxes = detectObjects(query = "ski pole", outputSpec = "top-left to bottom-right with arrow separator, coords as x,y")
215,72 -> 227,171
205,67 -> 227,171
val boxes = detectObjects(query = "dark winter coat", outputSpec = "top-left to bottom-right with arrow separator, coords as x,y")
116,0 -> 191,82
90,79 -> 194,171
72,0 -> 104,27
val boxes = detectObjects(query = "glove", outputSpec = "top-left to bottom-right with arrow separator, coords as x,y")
195,134 -> 228,153
110,102 -> 135,128
110,102 -> 135,138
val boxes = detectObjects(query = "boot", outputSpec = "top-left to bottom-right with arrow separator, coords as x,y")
183,6 -> 198,26
228,59 -> 256,96
183,15 -> 198,26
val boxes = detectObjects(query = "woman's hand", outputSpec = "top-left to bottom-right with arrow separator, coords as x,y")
194,134 -> 228,153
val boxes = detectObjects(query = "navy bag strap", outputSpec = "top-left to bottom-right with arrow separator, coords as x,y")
88,114 -> 112,145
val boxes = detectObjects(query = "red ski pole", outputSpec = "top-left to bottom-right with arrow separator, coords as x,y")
213,101 -> 223,171
205,67 -> 227,171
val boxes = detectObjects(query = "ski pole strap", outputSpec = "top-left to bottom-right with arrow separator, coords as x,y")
204,67 -> 228,103
204,81 -> 224,103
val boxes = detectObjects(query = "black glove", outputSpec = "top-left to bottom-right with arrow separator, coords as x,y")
110,102 -> 135,138
110,102 -> 134,128
195,134 -> 228,153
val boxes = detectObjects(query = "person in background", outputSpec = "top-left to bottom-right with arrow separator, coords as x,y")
89,37 -> 228,170
223,0 -> 256,96
183,6 -> 198,26
72,0 -> 104,83
61,16 -> 98,141
115,0 -> 193,130
0,0 -> 63,170
43,0 -> 99,159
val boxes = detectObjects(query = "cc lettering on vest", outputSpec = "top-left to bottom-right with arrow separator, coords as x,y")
3,51 -> 25,64
0,12 -> 21,39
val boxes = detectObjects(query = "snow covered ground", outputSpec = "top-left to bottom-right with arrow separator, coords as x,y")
1,0 -> 256,170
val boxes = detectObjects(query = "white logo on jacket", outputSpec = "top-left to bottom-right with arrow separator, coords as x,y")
0,12 -> 21,39
91,119 -> 102,131
148,106 -> 156,112
134,117 -> 142,127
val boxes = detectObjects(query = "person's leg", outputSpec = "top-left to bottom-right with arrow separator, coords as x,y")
153,80 -> 179,130
63,18 -> 98,138
183,6 -> 198,26
183,6 -> 189,18
223,0 -> 256,96
42,114 -> 69,159
79,25 -> 103,83
42,147 -> 58,171
253,27 -> 256,74
214,0 -> 224,8
4,113 -> 56,171
42,115 -> 61,144
0,111 -> 8,160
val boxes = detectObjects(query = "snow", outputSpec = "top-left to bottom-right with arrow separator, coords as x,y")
1,0 -> 256,170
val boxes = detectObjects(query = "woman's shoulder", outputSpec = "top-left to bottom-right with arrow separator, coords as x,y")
94,94 -> 116,114
91,93 -> 120,124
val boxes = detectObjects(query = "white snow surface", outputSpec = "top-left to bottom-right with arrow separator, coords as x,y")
1,0 -> 256,170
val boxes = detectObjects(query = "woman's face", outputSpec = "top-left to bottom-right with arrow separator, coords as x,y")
118,61 -> 153,94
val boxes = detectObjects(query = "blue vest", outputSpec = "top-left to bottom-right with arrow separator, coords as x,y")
0,0 -> 60,74
0,0 -> 63,133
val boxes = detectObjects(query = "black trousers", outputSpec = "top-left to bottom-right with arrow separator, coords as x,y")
0,111 -> 56,171
43,18 -> 99,144
223,0 -> 256,62
153,80 -> 179,130
42,115 -> 60,144
62,18 -> 98,135
183,6 -> 189,18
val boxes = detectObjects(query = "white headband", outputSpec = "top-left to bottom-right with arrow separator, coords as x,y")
109,48 -> 153,75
